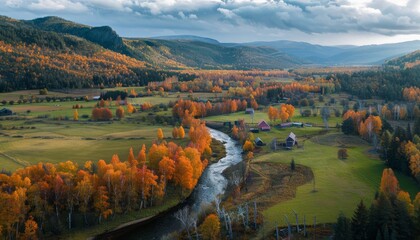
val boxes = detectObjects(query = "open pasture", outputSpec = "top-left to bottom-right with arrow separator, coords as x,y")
204,109 -> 343,128
251,132 -> 419,232
0,119 -> 180,171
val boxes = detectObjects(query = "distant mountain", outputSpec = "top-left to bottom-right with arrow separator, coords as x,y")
326,41 -> 420,65
242,40 -> 420,65
124,38 -> 301,69
242,40 -> 352,64
385,50 -> 420,69
150,35 -> 220,45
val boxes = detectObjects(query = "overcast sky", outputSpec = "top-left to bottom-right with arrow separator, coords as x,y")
2,0 -> 420,45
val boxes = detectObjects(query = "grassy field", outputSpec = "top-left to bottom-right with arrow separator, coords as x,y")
0,120 -> 184,171
204,109 -> 343,128
253,132 -> 420,231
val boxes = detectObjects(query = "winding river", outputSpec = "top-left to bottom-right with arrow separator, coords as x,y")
117,128 -> 243,239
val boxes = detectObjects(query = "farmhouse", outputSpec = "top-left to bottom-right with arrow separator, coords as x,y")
245,108 -> 255,114
0,108 -> 12,116
285,132 -> 298,149
258,120 -> 271,131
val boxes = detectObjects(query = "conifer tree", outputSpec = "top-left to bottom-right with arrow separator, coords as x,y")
351,200 -> 368,240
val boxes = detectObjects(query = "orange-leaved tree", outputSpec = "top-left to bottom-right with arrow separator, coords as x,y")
268,106 -> 278,122
137,144 -> 147,166
148,144 -> 168,170
243,140 -> 254,152
178,126 -> 185,139
23,216 -> 38,240
200,213 -> 221,240
174,156 -> 194,195
172,127 -> 179,139
116,106 -> 124,119
380,168 -> 399,196
73,109 -> 78,121
157,128 -> 164,141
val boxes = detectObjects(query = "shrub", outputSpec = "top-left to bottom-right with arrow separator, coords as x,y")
338,148 -> 349,159
39,88 -> 48,95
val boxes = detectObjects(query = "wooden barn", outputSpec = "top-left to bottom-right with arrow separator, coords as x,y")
0,108 -> 12,116
258,120 -> 271,131
285,132 -> 298,149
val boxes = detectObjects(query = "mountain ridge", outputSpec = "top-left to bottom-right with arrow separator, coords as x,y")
1,15 -> 420,70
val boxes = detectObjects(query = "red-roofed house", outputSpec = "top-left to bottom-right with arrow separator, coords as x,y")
258,120 -> 271,131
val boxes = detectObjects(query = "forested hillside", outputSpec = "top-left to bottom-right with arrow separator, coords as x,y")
0,16 -> 197,92
385,50 -> 420,69
125,38 -> 301,69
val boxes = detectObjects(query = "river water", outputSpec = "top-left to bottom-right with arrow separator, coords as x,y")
120,128 -> 243,239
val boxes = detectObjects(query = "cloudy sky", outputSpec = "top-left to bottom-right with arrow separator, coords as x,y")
2,0 -> 420,45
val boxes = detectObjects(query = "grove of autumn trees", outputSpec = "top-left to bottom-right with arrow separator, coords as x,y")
172,99 -> 249,121
267,104 -> 295,122
0,121 -> 212,239
342,108 -> 420,182
333,168 -> 420,240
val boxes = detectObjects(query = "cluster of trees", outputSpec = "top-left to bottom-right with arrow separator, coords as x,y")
380,104 -> 420,121
342,110 -> 383,141
91,100 -> 138,121
172,99 -> 251,121
91,108 -> 113,121
267,104 -> 295,122
403,87 -> 420,103
0,125 -> 212,238
333,168 -> 420,240
172,126 -> 186,139
380,121 -> 420,181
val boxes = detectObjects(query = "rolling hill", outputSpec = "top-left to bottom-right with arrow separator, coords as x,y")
385,50 -> 420,69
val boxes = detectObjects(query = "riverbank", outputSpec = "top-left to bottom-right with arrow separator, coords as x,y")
74,137 -> 227,239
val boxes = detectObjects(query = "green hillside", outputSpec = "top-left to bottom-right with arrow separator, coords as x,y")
385,50 -> 420,69
125,38 -> 301,69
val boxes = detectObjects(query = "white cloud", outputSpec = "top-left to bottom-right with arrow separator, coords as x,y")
7,0 -> 89,13
2,0 -> 420,44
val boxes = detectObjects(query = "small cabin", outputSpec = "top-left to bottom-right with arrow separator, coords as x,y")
245,108 -> 255,114
92,96 -> 101,100
285,132 -> 298,149
258,120 -> 271,131
0,108 -> 12,116
254,137 -> 265,146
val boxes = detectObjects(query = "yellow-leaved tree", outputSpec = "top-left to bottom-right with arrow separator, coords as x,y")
157,128 -> 164,141
200,214 -> 220,240
73,109 -> 78,121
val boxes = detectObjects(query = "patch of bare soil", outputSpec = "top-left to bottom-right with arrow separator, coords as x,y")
225,162 -> 313,211
311,132 -> 367,148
